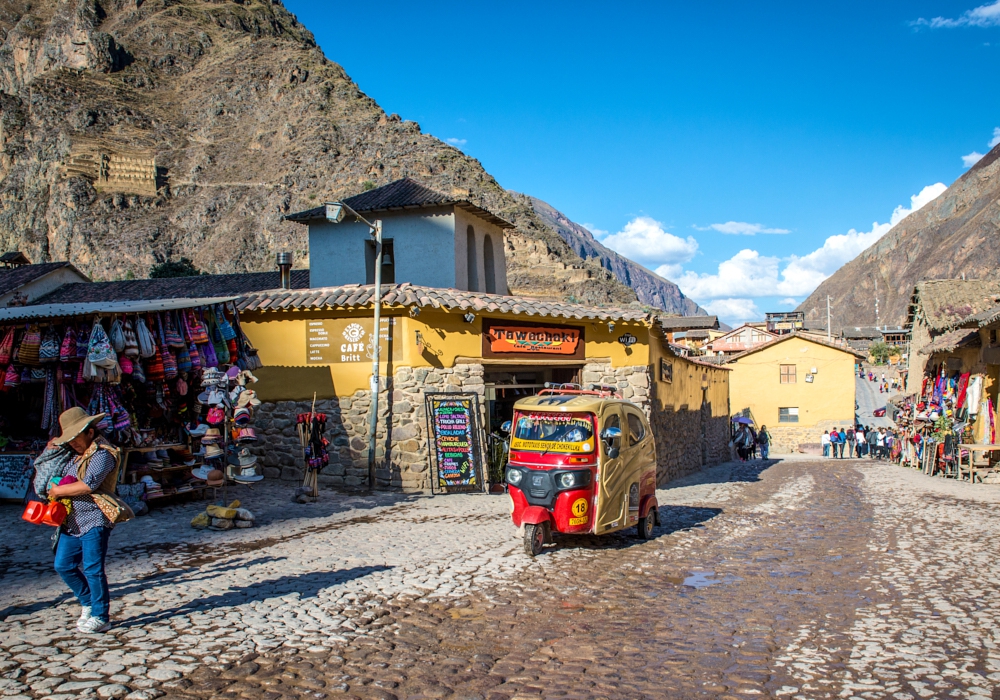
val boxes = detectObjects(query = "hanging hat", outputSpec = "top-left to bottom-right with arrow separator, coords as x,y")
236,390 -> 261,408
233,407 -> 251,426
201,427 -> 222,443
227,446 -> 257,467
206,468 -> 225,486
52,407 -> 106,445
235,427 -> 257,443
191,465 -> 214,480
188,423 -> 210,437
204,443 -> 224,460
232,463 -> 263,483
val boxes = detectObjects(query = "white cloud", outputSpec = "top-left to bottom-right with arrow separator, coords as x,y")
600,216 -> 698,279
779,297 -> 799,307
581,223 -> 609,237
961,127 -> 1000,167
694,221 -> 791,235
446,138 -> 467,146
964,151 -> 985,167
676,183 -> 948,321
914,0 -> 1000,27
702,298 -> 760,324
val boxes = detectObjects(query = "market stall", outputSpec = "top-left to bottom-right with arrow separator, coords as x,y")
894,363 -> 999,482
0,297 -> 264,512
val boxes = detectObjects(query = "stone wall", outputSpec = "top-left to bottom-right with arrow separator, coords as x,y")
581,361 -> 730,486
252,363 -> 487,492
768,418 -> 849,454
254,359 -> 728,492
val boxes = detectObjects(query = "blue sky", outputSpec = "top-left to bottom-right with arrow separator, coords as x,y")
285,0 -> 1000,324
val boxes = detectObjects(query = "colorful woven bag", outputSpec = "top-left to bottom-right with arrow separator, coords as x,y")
0,327 -> 15,366
176,344 -> 192,372
215,305 -> 237,341
187,310 -> 209,344
163,313 -> 185,349
123,319 -> 139,357
19,325 -> 41,366
188,342 -> 202,370
59,326 -> 77,362
75,328 -> 89,360
39,327 -> 59,363
3,364 -> 19,388
146,348 -> 165,382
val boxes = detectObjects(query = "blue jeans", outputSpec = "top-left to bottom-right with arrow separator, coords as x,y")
54,527 -> 111,619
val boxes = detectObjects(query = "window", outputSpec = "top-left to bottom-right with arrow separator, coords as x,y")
466,225 -> 479,291
780,364 -> 796,384
365,238 -> 394,284
626,410 -> 647,445
779,407 -> 799,423
483,233 -> 496,294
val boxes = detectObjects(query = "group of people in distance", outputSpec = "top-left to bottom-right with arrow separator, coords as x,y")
822,425 -> 895,459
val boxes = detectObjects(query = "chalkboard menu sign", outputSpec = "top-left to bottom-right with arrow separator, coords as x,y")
0,453 -> 34,501
426,393 -> 484,492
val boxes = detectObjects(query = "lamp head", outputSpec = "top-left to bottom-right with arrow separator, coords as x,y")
324,202 -> 347,223
463,312 -> 475,324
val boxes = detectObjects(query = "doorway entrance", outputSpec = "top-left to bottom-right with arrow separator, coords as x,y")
483,364 -> 581,483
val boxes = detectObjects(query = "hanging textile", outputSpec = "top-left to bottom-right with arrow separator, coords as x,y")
967,376 -> 984,415
956,373 -> 971,410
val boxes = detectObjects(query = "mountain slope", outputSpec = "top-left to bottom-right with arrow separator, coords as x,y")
798,144 -> 1000,330
527,196 -> 708,315
0,0 -> 637,307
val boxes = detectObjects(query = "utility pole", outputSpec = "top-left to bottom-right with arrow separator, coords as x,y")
826,296 -> 832,340
874,276 -> 880,329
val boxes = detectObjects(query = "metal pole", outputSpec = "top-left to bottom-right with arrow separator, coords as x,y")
827,295 -> 831,340
368,220 -> 383,490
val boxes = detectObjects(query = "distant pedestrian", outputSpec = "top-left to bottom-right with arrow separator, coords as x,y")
822,430 -> 831,457
846,427 -> 857,459
829,428 -> 841,458
838,428 -> 847,458
877,428 -> 887,459
867,426 -> 878,458
757,425 -> 771,460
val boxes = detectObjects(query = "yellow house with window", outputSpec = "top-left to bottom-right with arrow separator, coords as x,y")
724,333 -> 864,453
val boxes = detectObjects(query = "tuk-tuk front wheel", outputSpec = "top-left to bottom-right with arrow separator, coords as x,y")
637,510 -> 656,539
524,522 -> 548,557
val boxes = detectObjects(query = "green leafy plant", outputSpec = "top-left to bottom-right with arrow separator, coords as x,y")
932,414 -> 953,441
150,258 -> 202,278
362,180 -> 376,191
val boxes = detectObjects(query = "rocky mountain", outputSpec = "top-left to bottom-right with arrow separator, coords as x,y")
798,143 -> 1000,330
0,0 -> 647,308
528,195 -> 708,315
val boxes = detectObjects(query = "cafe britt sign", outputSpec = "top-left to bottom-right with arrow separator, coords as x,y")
306,317 -> 402,364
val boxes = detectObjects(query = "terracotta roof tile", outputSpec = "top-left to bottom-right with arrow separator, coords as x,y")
237,283 -> 651,323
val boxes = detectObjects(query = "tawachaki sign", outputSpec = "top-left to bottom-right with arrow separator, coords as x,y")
488,326 -> 581,355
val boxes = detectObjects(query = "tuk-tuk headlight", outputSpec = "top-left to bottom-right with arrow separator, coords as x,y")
506,468 -> 523,486
557,470 -> 591,490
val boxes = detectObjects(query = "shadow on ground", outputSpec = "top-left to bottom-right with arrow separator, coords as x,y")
544,505 -> 723,555
119,565 -> 391,628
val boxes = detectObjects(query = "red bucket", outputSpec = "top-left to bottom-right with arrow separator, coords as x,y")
21,500 -> 67,527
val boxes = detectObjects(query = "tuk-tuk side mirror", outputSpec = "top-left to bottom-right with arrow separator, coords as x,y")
500,421 -> 512,434
601,426 -> 622,459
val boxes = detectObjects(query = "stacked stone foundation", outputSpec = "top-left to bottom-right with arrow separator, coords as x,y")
254,360 -> 730,492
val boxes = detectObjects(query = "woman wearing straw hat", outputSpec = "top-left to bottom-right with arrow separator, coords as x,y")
45,407 -> 123,634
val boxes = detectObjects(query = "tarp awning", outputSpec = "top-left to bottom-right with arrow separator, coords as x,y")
0,296 -> 239,322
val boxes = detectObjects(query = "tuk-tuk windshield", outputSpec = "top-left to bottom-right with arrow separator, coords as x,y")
510,412 -> 596,453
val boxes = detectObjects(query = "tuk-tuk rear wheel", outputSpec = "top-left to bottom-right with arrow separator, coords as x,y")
524,522 -> 547,557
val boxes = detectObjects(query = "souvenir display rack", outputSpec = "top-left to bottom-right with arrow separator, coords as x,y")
0,300 -> 263,507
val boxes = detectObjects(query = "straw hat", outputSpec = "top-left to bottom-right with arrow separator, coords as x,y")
52,407 -> 105,445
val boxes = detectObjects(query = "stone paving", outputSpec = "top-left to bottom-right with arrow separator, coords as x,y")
2,458 -> 1000,698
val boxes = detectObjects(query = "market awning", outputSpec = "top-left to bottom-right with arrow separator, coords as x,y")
0,296 -> 239,322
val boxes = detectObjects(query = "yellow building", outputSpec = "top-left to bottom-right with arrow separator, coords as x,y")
237,283 -> 731,491
724,333 -> 864,453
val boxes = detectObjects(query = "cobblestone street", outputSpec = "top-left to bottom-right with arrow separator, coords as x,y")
3,457 -> 1000,699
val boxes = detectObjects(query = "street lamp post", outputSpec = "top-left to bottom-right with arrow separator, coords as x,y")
324,202 -> 383,490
